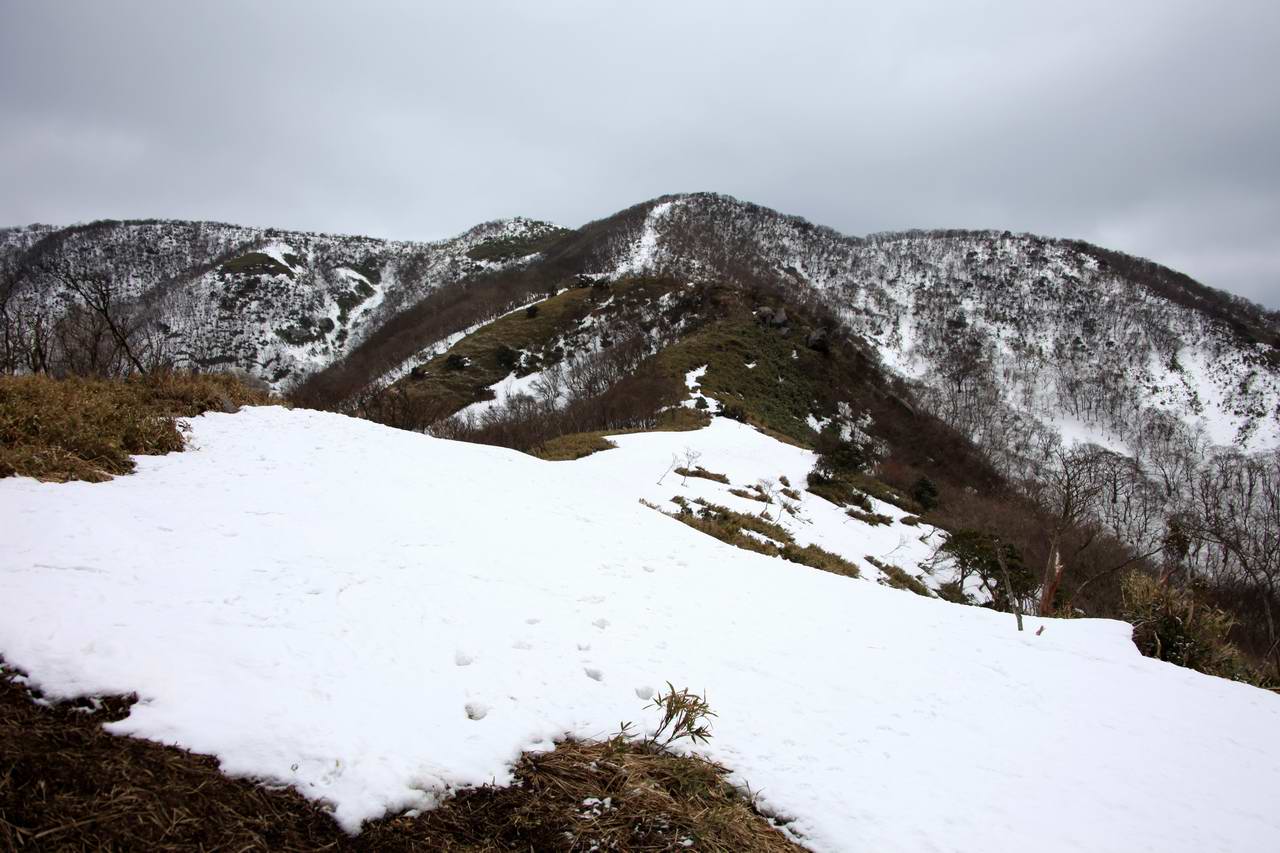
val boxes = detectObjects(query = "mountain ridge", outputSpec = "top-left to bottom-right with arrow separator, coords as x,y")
3,193 -> 1277,454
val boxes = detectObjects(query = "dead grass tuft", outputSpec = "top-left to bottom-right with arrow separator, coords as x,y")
729,486 -> 769,503
656,406 -> 713,432
532,407 -> 710,461
675,465 -> 730,484
0,372 -> 272,483
846,507 -> 893,527
658,499 -> 860,579
777,544 -> 862,579
534,432 -> 619,461
865,556 -> 934,597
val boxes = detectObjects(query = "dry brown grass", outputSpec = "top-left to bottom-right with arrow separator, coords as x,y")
1121,574 -> 1273,687
671,510 -> 782,557
675,466 -> 730,484
660,499 -> 861,580
777,544 -> 861,579
729,486 -> 769,503
846,507 -> 893,527
533,409 -> 711,462
0,664 -> 804,852
0,372 -> 272,483
865,556 -> 933,597
534,431 -> 619,461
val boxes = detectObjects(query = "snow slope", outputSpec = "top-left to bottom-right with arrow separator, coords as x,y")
2,407 -> 1279,851
599,194 -> 1280,455
577,417 -> 941,589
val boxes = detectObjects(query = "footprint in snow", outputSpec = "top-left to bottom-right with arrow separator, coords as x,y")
511,640 -> 533,651
465,703 -> 489,721
525,617 -> 542,625
577,642 -> 591,651
454,651 -> 475,667
592,618 -> 610,630
635,685 -> 655,700
584,667 -> 604,682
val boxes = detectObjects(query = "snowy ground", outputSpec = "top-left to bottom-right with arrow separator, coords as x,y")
2,407 -> 1279,852
578,417 -> 940,588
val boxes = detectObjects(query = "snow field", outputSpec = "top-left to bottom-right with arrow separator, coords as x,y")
1,407 -> 1278,851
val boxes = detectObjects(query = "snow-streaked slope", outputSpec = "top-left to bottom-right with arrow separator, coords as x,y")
579,417 -> 941,588
599,194 -> 1280,454
2,407 -> 1279,852
0,217 -> 561,390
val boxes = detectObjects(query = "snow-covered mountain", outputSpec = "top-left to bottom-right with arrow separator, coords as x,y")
4,194 -> 1277,453
0,216 -> 564,388
5,197 -> 1280,850
579,194 -> 1280,454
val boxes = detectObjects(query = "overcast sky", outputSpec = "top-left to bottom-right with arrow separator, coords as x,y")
2,1 -> 1277,307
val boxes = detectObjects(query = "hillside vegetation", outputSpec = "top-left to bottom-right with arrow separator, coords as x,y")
0,372 -> 271,482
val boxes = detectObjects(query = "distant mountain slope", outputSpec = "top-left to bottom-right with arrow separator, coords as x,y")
0,217 -> 565,388
581,194 -> 1280,453
4,194 -> 1277,451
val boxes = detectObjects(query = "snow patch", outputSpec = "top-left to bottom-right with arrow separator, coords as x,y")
615,201 -> 676,276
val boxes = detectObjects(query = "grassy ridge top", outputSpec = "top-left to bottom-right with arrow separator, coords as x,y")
0,373 -> 272,483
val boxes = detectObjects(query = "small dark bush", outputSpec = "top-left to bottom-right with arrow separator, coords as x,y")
910,475 -> 940,511
494,344 -> 520,371
940,529 -> 1034,613
812,422 -> 874,479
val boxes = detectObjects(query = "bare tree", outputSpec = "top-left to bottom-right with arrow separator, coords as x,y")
0,263 -> 17,373
1031,445 -> 1107,615
756,477 -> 780,516
37,258 -> 170,376
679,448 -> 702,486
657,453 -> 679,486
993,536 -> 1024,631
1187,450 -> 1280,677
0,262 -> 56,374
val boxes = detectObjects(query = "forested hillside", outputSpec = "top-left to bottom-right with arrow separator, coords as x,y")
0,216 -> 565,388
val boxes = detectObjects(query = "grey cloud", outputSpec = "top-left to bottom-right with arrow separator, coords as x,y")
2,0 -> 1277,306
